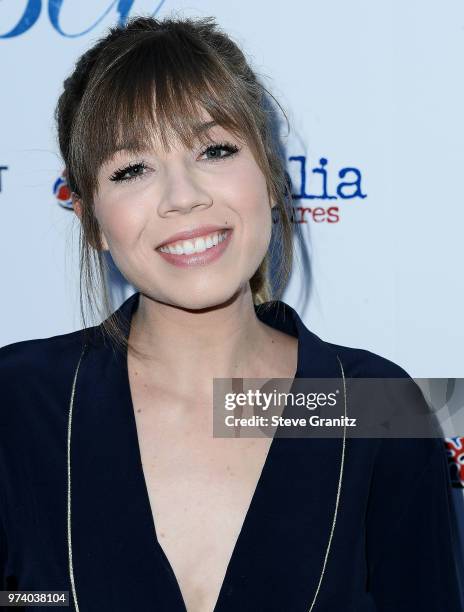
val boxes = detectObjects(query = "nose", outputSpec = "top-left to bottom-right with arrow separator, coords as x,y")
157,162 -> 213,217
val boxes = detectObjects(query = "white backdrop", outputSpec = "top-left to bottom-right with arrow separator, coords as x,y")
1,0 -> 463,379
1,0 -> 464,580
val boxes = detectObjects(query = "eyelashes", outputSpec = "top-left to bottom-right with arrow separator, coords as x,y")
202,141 -> 240,161
109,141 -> 240,184
109,161 -> 148,183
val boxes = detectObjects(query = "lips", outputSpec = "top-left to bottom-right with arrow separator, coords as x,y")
156,224 -> 231,250
156,227 -> 233,268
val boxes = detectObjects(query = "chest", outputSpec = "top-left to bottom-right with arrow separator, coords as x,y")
130,383 -> 273,612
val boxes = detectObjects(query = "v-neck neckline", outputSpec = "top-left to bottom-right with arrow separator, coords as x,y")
117,292 -> 304,611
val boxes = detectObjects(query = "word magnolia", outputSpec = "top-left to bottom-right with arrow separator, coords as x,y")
288,156 -> 366,201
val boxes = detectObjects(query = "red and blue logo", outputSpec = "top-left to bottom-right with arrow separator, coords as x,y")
445,437 -> 464,488
53,169 -> 72,210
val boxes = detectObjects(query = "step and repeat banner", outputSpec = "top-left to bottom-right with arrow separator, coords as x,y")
1,0 -> 463,577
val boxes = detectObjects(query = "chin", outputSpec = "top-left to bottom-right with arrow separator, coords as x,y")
165,284 -> 243,313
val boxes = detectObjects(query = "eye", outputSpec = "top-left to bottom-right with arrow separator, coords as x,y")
199,141 -> 240,162
109,161 -> 148,183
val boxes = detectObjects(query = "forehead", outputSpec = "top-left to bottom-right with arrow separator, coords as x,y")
105,117 -> 239,165
120,117 -> 218,150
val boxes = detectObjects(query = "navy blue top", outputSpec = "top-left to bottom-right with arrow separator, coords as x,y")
0,291 -> 462,611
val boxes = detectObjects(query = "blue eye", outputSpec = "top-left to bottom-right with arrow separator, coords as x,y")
109,141 -> 240,184
200,142 -> 240,161
110,161 -> 147,183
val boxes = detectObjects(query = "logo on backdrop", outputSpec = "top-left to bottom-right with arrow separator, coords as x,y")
0,166 -> 8,193
0,0 -> 167,38
53,169 -> 72,210
287,156 -> 366,224
54,155 -> 366,223
445,437 -> 464,488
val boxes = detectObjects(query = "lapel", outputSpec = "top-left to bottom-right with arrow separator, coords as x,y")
70,292 -> 346,611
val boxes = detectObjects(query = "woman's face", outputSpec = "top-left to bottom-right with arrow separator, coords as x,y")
85,114 -> 274,310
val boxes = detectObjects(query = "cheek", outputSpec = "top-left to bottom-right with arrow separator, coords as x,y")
228,163 -> 271,218
234,169 -> 272,242
95,195 -> 147,247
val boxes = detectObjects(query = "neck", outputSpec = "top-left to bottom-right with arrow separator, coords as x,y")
128,286 -> 274,394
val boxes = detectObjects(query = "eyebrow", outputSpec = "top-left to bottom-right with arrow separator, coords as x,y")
193,120 -> 218,135
110,121 -> 219,157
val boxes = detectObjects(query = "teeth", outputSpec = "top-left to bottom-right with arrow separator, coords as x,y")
159,230 -> 229,255
194,237 -> 206,252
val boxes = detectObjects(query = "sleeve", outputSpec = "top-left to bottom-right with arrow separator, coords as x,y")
365,435 -> 464,611
0,353 -> 9,592
0,515 -> 6,590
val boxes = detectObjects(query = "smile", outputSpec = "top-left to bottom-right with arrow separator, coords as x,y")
156,229 -> 233,268
158,230 -> 229,255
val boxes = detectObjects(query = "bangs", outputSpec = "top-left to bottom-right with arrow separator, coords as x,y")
57,14 -> 293,320
70,28 -> 261,199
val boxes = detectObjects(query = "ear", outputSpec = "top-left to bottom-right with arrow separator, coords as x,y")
71,192 -> 109,252
270,200 -> 277,209
71,192 -> 82,220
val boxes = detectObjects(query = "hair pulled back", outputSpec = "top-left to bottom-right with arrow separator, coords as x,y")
55,14 -> 294,354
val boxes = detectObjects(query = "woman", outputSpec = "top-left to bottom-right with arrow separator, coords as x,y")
0,14 -> 462,612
